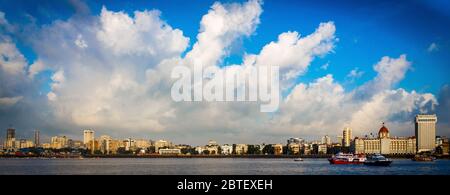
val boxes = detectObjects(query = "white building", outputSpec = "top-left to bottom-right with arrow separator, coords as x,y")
353,123 -> 416,155
159,148 -> 181,155
83,129 -> 94,145
235,144 -> 248,155
321,135 -> 331,145
221,144 -> 233,155
154,140 -> 172,152
415,114 -> 437,153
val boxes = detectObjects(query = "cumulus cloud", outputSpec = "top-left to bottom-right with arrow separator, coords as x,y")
0,0 -> 445,144
185,0 -> 262,67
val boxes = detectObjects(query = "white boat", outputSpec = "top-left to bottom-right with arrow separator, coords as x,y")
294,158 -> 303,161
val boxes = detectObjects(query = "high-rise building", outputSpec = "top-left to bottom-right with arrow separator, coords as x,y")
343,127 -> 352,147
321,135 -> 331,145
5,128 -> 15,148
50,136 -> 68,149
34,130 -> 40,147
83,129 -> 95,146
415,114 -> 437,153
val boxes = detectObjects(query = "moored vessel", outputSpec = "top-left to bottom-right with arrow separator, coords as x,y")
364,154 -> 392,166
328,153 -> 366,164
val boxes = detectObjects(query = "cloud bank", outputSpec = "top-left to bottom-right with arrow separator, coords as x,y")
0,0 -> 447,144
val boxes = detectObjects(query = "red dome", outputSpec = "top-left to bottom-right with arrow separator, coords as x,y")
379,124 -> 389,134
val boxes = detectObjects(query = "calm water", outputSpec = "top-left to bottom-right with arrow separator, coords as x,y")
0,158 -> 449,175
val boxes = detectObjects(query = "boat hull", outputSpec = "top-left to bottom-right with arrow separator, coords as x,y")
328,159 -> 364,165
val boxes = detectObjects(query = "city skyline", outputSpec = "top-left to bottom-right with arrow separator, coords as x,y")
0,0 -> 449,145
1,116 -> 443,147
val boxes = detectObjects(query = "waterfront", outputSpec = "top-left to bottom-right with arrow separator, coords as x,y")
0,158 -> 449,175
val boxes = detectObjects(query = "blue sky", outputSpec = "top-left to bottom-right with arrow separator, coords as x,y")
0,0 -> 449,144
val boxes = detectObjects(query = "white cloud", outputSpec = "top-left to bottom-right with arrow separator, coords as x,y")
97,7 -> 189,57
0,96 -> 23,107
427,42 -> 438,52
247,22 -> 336,89
0,39 -> 27,75
0,0 -> 442,143
185,0 -> 262,67
74,34 -> 88,48
346,67 -> 364,79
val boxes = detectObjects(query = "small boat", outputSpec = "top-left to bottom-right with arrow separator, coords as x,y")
364,154 -> 392,166
294,158 -> 303,161
328,152 -> 366,164
412,154 -> 435,162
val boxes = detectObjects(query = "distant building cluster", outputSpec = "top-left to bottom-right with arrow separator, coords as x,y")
1,114 -> 449,156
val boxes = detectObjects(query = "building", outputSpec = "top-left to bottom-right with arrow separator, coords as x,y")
336,135 -> 343,146
98,135 -> 112,154
343,127 -> 352,147
83,129 -> 94,146
287,143 -> 300,155
159,148 -> 181,155
234,144 -> 248,155
273,144 -> 283,155
123,138 -> 136,151
321,135 -> 331,145
154,140 -> 172,152
135,139 -> 151,149
50,136 -> 68,149
15,139 -> 34,149
415,114 -> 437,153
353,123 -> 416,155
34,130 -> 40,147
221,144 -> 233,155
41,143 -> 51,149
5,128 -> 15,149
312,144 -> 327,154
205,140 -> 219,155
287,137 -> 304,145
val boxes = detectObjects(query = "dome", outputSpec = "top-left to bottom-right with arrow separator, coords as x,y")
379,125 -> 389,134
378,122 -> 389,138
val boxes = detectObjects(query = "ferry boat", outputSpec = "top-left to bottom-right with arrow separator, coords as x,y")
328,153 -> 366,164
364,154 -> 392,166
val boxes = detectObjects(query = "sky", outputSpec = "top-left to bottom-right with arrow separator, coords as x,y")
0,0 -> 449,145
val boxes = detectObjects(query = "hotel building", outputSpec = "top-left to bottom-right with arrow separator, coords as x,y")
415,114 -> 437,153
353,123 -> 416,155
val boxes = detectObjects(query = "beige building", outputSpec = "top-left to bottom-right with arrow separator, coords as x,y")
135,139 -> 151,149
415,114 -> 437,153
83,129 -> 94,146
154,140 -> 172,152
51,136 -> 68,149
353,123 -> 416,155
273,144 -> 283,155
343,127 -> 352,147
235,144 -> 248,155
221,144 -> 233,155
288,143 -> 300,155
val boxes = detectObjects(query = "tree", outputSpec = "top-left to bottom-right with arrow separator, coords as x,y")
247,145 -> 261,155
262,145 -> 274,155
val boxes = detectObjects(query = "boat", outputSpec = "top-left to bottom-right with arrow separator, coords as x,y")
328,152 -> 366,164
412,154 -> 435,162
294,158 -> 303,161
364,154 -> 392,166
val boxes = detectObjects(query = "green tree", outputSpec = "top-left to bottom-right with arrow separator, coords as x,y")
262,145 -> 274,155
